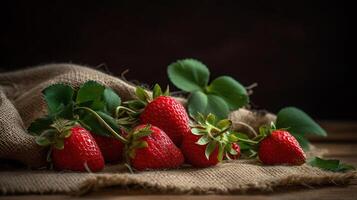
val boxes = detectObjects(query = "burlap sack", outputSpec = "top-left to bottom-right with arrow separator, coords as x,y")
0,64 -> 355,195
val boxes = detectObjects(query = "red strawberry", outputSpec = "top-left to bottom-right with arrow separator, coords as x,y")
181,132 -> 219,167
31,119 -> 105,172
126,124 -> 184,170
121,84 -> 190,146
38,120 -> 105,172
140,95 -> 190,145
181,113 -> 233,168
227,143 -> 241,160
92,134 -> 124,163
258,130 -> 306,165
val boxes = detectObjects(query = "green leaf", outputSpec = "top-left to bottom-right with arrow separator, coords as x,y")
152,84 -> 162,99
276,107 -> 327,137
227,134 -> 238,142
205,141 -> 217,160
206,113 -> 216,125
338,163 -> 356,172
217,143 -> 224,161
35,136 -> 51,146
124,100 -> 146,110
187,91 -> 230,119
43,84 -> 74,116
76,81 -> 105,104
231,132 -> 249,140
196,135 -> 210,145
308,157 -> 355,172
103,88 -> 121,114
79,111 -> 120,137
259,125 -> 272,137
194,113 -> 206,124
191,128 -> 206,135
53,138 -> 65,150
135,87 -> 150,102
61,130 -> 72,138
56,101 -> 74,119
134,125 -> 152,139
207,76 -> 249,110
167,59 -> 210,92
35,129 -> 57,146
225,144 -> 237,155
133,141 -> 149,149
28,116 -> 53,136
216,119 -> 232,130
163,85 -> 170,96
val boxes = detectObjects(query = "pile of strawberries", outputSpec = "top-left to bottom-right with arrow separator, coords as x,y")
28,82 -> 306,172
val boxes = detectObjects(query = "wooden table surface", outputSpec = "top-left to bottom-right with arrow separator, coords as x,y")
1,121 -> 356,200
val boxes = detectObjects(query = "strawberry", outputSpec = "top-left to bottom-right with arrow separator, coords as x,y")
258,130 -> 306,165
27,82 -> 127,171
92,134 -> 124,163
181,113 -> 235,168
35,119 -> 105,172
181,131 -> 219,167
126,124 -> 184,170
120,84 -> 190,146
140,95 -> 190,145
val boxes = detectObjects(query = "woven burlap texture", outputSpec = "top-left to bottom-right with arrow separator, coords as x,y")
0,64 -> 355,195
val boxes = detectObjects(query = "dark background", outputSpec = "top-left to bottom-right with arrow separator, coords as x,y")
0,1 -> 354,120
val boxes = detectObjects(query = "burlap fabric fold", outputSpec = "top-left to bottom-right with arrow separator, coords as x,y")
0,64 -> 355,195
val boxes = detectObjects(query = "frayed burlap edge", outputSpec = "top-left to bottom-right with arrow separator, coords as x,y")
76,171 -> 356,196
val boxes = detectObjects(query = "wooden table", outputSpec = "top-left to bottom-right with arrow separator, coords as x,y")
2,121 -> 356,200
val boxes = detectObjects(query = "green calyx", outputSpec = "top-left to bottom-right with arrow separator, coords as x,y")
191,113 -> 263,160
255,122 -> 277,140
124,125 -> 152,160
125,84 -> 169,108
135,84 -> 170,104
191,113 -> 241,161
33,119 -> 77,150
115,84 -> 169,129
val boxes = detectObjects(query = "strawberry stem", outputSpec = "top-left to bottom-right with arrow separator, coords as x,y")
75,107 -> 128,144
115,106 -> 137,119
237,137 -> 259,144
234,121 -> 258,137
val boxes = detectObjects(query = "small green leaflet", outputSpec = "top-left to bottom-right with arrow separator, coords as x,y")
43,84 -> 74,116
205,141 -> 217,160
135,86 -> 150,102
28,116 -> 54,136
309,157 -> 355,172
79,110 -> 121,137
275,107 -> 327,150
276,107 -> 327,137
76,81 -> 121,115
103,88 -> 121,114
196,135 -> 210,145
207,76 -> 249,110
167,59 -> 210,92
167,58 -> 249,119
152,84 -> 169,99
187,91 -> 230,119
76,81 -> 106,110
